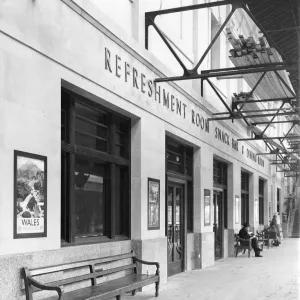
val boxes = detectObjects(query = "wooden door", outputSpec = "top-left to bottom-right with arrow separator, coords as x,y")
167,182 -> 184,277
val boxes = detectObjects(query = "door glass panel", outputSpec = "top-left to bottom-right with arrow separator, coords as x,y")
213,192 -> 222,260
167,187 -> 173,263
174,188 -> 182,261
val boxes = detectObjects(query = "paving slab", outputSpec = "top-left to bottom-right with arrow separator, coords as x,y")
124,238 -> 300,300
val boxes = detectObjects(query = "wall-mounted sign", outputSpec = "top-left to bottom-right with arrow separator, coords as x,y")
14,150 -> 47,239
235,195 -> 240,224
104,47 -> 210,134
104,46 -> 265,169
148,178 -> 160,230
204,189 -> 211,226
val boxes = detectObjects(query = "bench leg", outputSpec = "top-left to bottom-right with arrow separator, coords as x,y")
155,281 -> 159,297
235,246 -> 238,257
132,290 -> 136,296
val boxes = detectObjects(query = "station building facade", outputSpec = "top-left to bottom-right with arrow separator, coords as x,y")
0,0 -> 287,298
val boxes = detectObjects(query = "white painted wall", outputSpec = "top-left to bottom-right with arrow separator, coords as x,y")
0,0 -> 273,259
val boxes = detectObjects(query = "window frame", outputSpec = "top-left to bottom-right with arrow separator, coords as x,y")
166,137 -> 194,233
61,89 -> 131,246
241,171 -> 250,225
213,159 -> 228,229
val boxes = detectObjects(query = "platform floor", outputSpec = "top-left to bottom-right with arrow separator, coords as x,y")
124,238 -> 300,300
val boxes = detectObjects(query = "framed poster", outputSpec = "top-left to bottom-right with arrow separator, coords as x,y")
204,189 -> 211,226
148,178 -> 160,230
235,195 -> 240,224
14,150 -> 47,239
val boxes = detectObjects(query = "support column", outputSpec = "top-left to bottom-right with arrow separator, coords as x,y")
193,147 -> 202,269
263,179 -> 270,228
249,173 -> 259,231
200,146 -> 214,269
227,162 -> 241,256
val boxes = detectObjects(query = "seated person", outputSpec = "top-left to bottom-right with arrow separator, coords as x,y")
239,222 -> 262,257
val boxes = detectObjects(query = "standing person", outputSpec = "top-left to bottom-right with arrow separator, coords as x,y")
239,222 -> 263,257
270,214 -> 281,246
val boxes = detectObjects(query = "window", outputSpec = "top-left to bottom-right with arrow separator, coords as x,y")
213,159 -> 228,229
61,89 -> 130,244
213,160 -> 227,186
211,13 -> 221,69
259,179 -> 264,225
241,171 -> 249,225
166,139 -> 193,177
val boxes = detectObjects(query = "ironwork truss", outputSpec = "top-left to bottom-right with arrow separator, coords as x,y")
145,0 -> 300,177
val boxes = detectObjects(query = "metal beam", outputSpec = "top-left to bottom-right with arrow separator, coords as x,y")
150,17 -> 189,75
274,71 -> 297,98
208,111 -> 299,121
237,71 -> 266,112
238,135 -> 300,141
252,120 -> 300,125
261,26 -> 300,33
214,107 -> 293,115
144,0 -> 240,17
271,162 -> 299,165
261,102 -> 285,135
206,79 -> 234,118
154,64 -> 294,83
193,8 -> 236,72
233,97 -> 296,105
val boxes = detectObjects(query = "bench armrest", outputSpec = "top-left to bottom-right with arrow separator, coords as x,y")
133,257 -> 160,276
28,277 -> 63,298
237,236 -> 255,242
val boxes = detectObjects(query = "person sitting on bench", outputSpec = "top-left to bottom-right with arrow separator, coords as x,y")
239,222 -> 263,257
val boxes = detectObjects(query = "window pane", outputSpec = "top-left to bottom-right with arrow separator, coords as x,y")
187,182 -> 193,232
75,102 -> 107,125
75,131 -> 107,152
115,166 -> 129,236
61,152 -> 69,242
75,102 -> 108,152
74,156 -> 106,237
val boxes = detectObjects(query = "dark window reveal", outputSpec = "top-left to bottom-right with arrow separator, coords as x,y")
241,171 -> 250,225
213,160 -> 227,186
61,89 -> 130,245
259,179 -> 264,225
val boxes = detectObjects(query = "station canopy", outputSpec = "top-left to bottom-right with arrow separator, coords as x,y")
145,0 -> 300,179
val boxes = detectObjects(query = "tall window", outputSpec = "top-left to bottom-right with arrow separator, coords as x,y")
213,159 -> 228,229
211,12 -> 221,70
259,179 -> 264,225
61,89 -> 130,244
166,138 -> 193,232
241,171 -> 249,225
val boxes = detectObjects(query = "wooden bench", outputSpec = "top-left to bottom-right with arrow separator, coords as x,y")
256,230 -> 269,250
234,234 -> 254,258
22,251 -> 160,300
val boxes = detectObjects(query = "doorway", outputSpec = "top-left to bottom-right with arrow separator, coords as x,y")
213,190 -> 223,260
167,182 -> 184,277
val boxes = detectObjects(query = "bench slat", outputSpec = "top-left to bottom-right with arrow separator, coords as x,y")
31,263 -> 137,292
30,253 -> 134,276
43,274 -> 158,300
